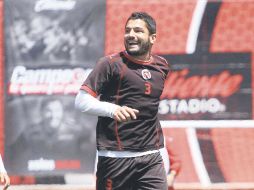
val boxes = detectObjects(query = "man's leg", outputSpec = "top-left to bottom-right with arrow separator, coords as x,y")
134,152 -> 168,190
96,156 -> 135,190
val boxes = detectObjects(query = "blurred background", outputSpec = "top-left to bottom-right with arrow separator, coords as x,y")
1,0 -> 254,189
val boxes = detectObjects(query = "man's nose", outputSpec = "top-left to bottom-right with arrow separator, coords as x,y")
128,29 -> 136,38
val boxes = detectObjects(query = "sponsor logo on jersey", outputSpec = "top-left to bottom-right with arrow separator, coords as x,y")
141,69 -> 151,80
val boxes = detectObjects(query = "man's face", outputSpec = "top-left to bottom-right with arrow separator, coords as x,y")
124,19 -> 155,56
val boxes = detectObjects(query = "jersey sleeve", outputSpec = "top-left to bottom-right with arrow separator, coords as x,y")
163,57 -> 171,78
80,57 -> 112,97
154,55 -> 171,79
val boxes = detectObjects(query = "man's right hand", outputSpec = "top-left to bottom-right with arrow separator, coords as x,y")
113,106 -> 139,122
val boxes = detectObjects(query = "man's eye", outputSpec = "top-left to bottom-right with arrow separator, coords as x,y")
135,29 -> 143,33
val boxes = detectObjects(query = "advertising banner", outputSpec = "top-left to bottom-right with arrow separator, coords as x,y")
4,0 -> 105,175
159,53 -> 251,120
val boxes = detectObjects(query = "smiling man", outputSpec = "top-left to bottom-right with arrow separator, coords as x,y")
75,12 -> 170,190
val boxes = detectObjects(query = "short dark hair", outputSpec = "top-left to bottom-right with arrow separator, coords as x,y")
126,12 -> 156,34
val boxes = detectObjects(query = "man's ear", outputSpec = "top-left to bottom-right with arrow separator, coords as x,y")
150,33 -> 156,44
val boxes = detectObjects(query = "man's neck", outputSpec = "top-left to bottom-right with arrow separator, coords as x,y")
126,51 -> 151,62
134,54 -> 151,62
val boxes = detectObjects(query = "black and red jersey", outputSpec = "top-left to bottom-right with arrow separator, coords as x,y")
81,51 -> 170,152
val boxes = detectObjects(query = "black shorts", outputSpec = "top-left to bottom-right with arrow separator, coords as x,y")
96,152 -> 168,190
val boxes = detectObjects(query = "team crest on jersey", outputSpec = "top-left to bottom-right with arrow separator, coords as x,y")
141,69 -> 151,80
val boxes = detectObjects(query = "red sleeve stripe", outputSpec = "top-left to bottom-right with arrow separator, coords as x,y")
80,85 -> 97,97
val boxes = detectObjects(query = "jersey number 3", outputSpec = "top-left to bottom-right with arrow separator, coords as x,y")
145,82 -> 151,95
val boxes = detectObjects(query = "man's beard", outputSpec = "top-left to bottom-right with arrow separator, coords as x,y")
125,40 -> 150,56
